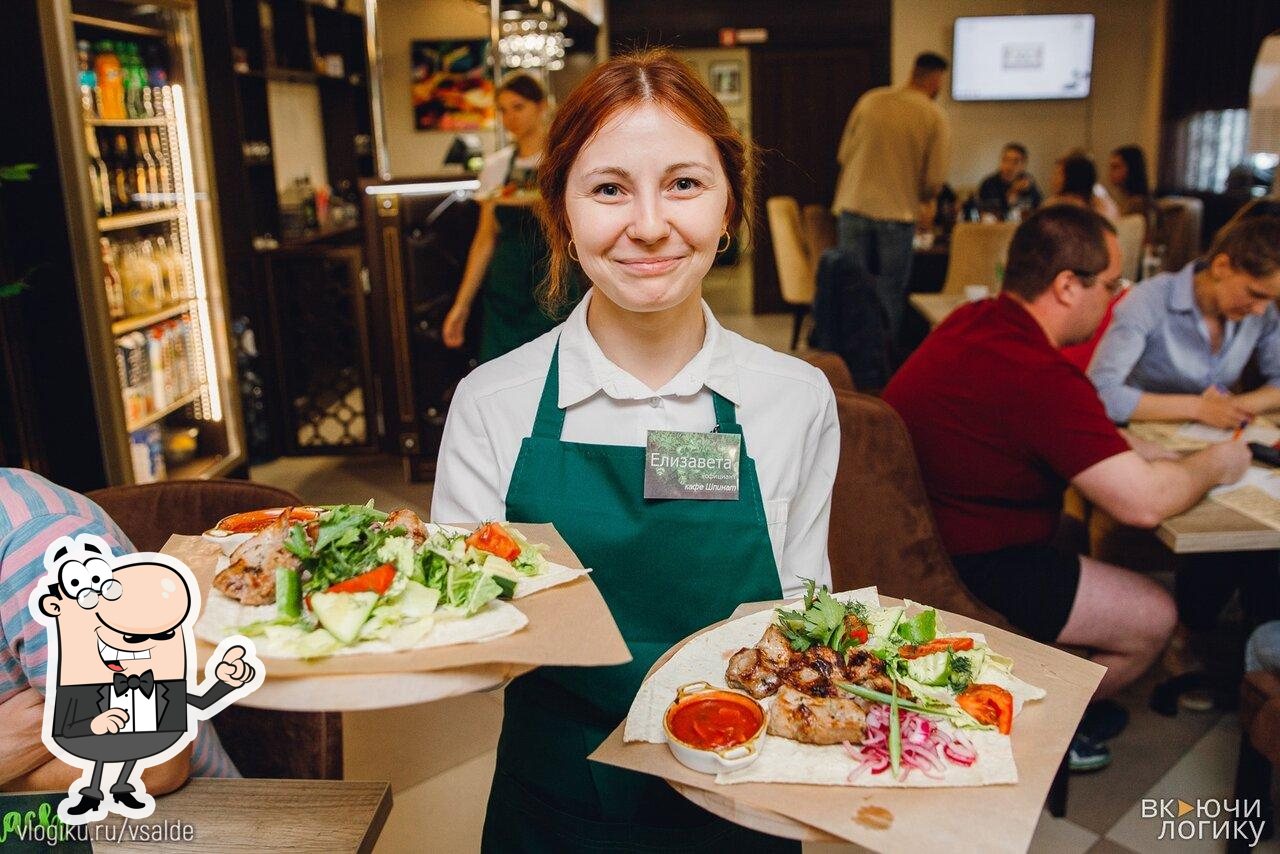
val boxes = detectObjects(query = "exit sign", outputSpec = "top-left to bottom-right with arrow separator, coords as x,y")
718,28 -> 768,47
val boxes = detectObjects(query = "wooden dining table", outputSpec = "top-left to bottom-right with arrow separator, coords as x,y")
10,780 -> 391,852
1123,420 -> 1280,554
908,291 -> 968,328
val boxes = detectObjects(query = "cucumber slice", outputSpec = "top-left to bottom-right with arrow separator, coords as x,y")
397,580 -> 442,618
904,651 -> 952,686
275,567 -> 301,619
309,591 -> 378,644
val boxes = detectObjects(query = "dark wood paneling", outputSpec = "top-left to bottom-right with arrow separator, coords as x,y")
750,45 -> 881,313
609,0 -> 889,50
1163,0 -> 1280,120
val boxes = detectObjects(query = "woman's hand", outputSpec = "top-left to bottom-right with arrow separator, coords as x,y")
1196,387 -> 1254,430
442,301 -> 471,349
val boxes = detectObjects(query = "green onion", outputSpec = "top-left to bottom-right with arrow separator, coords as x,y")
835,681 -> 938,715
888,673 -> 902,777
276,567 -> 301,619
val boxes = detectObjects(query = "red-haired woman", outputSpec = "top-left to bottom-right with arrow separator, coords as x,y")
432,51 -> 837,850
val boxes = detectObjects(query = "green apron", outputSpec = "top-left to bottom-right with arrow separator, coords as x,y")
482,343 -> 797,853
479,156 -> 568,363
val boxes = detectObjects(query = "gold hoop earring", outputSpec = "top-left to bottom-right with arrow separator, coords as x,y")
568,240 -> 580,263
716,231 -> 732,254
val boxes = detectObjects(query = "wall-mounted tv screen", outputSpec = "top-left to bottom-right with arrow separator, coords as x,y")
952,14 -> 1095,101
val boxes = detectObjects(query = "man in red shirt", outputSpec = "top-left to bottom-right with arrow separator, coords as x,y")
884,206 -> 1248,764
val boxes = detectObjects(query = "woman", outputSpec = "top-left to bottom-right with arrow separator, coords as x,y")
1045,153 -> 1120,223
1108,145 -> 1154,219
432,50 -> 838,851
443,73 -> 578,362
1088,215 -> 1280,693
1088,215 -> 1280,427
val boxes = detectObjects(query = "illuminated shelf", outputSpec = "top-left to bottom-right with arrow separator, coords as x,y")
88,117 -> 171,128
111,302 -> 192,337
98,208 -> 181,232
71,13 -> 165,39
125,386 -> 205,433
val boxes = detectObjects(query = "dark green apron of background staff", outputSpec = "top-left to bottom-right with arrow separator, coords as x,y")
479,156 -> 563,363
482,344 -> 798,853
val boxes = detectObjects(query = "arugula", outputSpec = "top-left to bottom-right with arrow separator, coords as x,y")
284,502 -> 398,595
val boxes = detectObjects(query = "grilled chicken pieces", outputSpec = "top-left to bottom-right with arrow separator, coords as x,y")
768,685 -> 869,744
725,623 -> 908,745
213,512 -> 301,605
382,508 -> 429,544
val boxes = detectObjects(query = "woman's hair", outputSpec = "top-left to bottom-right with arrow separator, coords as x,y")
1111,145 -> 1149,197
1206,215 -> 1280,278
1058,154 -> 1098,200
536,48 -> 753,307
497,72 -> 547,104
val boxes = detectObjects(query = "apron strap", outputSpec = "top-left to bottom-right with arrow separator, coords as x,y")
530,339 -> 743,438
531,342 -> 567,438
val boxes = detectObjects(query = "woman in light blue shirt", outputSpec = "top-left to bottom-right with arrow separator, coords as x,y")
1088,216 -> 1280,427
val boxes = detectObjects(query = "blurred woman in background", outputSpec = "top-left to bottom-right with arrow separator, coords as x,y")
443,73 -> 581,361
1046,153 -> 1120,224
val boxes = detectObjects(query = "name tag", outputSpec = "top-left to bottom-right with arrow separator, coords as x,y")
644,430 -> 741,500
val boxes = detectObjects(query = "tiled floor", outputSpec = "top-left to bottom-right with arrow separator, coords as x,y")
249,311 -> 1265,853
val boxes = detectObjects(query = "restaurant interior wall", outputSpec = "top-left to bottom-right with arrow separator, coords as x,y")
377,0 -> 496,178
892,0 -> 1166,195
609,0 -> 892,314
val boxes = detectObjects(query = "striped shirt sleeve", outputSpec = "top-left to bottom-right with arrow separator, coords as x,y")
0,496 -> 238,778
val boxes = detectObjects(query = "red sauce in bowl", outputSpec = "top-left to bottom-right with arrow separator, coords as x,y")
216,507 -> 320,534
666,692 -> 763,750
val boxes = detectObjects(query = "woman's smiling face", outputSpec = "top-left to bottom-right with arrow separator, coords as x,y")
565,102 -> 730,314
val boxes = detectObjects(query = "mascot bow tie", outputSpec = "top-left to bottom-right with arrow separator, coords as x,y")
112,670 -> 155,698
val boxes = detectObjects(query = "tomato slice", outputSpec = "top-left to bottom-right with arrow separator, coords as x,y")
465,523 -> 521,562
326,563 -> 397,596
957,683 -> 1014,734
898,637 -> 975,659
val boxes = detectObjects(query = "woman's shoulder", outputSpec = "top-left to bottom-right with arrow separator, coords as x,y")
454,327 -> 558,405
720,329 -> 834,404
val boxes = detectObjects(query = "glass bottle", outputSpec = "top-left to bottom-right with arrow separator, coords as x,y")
109,133 -> 135,212
100,237 -> 125,320
93,41 -> 125,120
148,127 -> 171,199
84,126 -> 111,217
76,40 -> 97,119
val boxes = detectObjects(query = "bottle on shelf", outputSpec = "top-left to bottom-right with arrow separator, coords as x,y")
301,176 -> 318,229
93,41 -> 125,121
145,44 -> 168,117
122,42 -> 150,119
76,40 -> 97,119
119,240 -> 163,315
154,235 -> 186,302
148,127 -> 172,199
84,126 -> 112,218
108,133 -> 136,213
135,129 -> 160,209
100,237 -> 125,320
118,331 -> 152,422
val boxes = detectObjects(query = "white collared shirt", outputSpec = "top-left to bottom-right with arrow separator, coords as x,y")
108,681 -> 158,733
431,291 -> 838,597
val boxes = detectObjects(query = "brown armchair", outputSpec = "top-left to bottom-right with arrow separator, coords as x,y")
826,391 -> 1013,628
85,479 -> 342,780
823,391 -> 1071,814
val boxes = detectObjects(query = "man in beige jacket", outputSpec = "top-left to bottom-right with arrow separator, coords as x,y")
833,52 -> 951,346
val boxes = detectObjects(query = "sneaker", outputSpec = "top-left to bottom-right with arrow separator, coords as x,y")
1079,699 -> 1130,742
1177,689 -> 1216,712
1068,733 -> 1112,772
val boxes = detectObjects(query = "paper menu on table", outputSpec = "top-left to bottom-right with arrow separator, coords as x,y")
1212,466 -> 1280,531
1176,419 -> 1280,447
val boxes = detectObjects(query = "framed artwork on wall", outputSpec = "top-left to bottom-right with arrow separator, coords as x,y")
411,40 -> 494,131
708,59 -> 743,104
